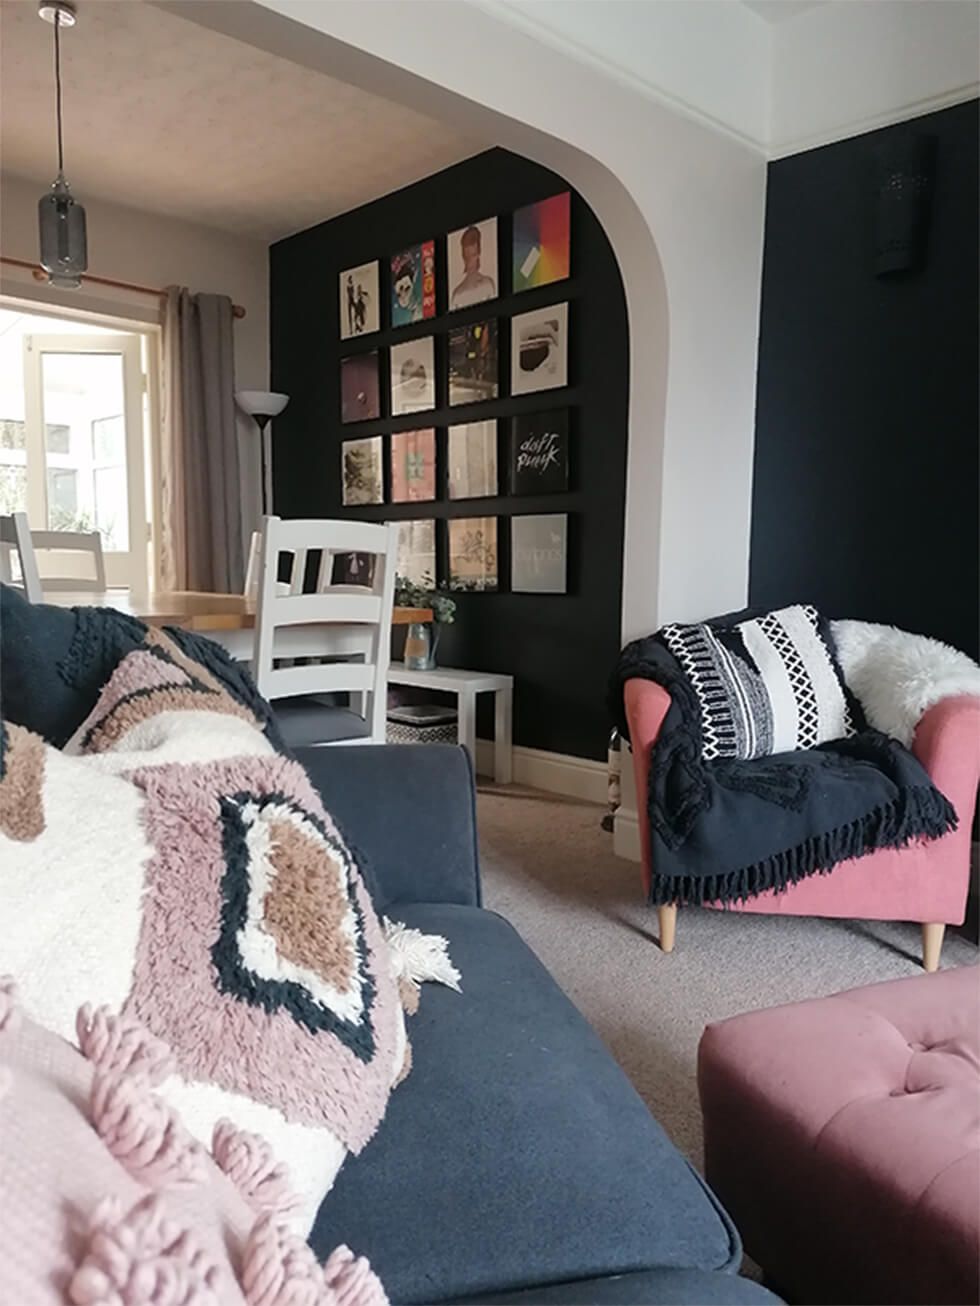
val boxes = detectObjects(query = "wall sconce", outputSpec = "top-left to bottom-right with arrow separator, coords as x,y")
872,134 -> 937,277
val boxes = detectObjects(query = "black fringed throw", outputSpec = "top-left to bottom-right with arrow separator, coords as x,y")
608,616 -> 957,907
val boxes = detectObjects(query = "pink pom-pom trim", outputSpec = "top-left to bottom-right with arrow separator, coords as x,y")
77,1003 -> 174,1085
0,976 -> 22,1035
90,1070 -> 206,1188
241,1215 -> 388,1306
69,1193 -> 224,1305
212,1119 -> 300,1217
322,1246 -> 388,1306
241,1213 -> 324,1306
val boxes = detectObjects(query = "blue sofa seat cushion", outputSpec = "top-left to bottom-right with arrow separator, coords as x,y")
310,904 -> 741,1305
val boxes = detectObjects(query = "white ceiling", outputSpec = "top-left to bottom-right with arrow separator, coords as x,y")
740,1 -> 828,24
476,0 -> 977,154
0,0 -> 480,242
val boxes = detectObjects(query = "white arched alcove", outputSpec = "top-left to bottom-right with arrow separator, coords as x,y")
158,0 -> 766,644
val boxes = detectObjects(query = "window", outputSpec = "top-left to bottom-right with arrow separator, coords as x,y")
0,419 -> 26,450
94,466 -> 127,550
0,420 -> 27,512
46,468 -> 80,527
92,414 -> 124,461
45,423 -> 70,454
0,465 -> 27,515
0,305 -> 154,587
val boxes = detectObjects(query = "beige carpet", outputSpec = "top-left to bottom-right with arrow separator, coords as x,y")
476,783 -> 978,1170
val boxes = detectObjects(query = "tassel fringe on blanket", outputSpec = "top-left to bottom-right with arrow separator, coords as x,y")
644,784 -> 956,907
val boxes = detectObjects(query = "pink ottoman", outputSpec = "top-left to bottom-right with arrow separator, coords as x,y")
698,966 -> 980,1305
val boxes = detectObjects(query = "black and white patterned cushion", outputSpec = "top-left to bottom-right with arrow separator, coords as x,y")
662,604 -> 856,760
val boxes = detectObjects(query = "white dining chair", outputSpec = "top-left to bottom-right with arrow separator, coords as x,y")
245,528 -> 306,599
1,512 -> 107,601
252,516 -> 398,747
244,531 -> 261,599
0,513 -> 42,601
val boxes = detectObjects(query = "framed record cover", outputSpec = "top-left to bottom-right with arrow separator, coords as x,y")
509,410 -> 569,495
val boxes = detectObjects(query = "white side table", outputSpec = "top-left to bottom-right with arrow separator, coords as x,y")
387,662 -> 514,783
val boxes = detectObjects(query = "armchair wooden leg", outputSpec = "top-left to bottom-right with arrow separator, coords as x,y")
658,904 -> 678,954
922,922 -> 945,973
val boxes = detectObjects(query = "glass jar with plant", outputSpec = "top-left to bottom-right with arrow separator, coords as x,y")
395,572 -> 456,670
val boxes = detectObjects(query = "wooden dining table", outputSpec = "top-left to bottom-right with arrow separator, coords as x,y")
41,588 -> 432,631
41,588 -> 432,660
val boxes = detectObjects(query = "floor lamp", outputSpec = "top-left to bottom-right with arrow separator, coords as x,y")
235,390 -> 289,516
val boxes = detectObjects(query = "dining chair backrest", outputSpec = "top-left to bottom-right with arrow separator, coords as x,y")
244,531 -> 261,599
14,520 -> 107,596
252,517 -> 399,743
0,512 -> 43,602
244,529 -> 307,599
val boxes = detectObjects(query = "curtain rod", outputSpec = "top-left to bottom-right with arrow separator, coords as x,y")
0,255 -> 247,318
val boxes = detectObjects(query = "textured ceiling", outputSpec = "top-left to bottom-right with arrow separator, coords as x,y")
740,1 -> 828,23
0,0 -> 480,241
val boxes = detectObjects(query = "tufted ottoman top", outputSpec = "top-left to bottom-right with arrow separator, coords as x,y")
699,964 -> 980,1305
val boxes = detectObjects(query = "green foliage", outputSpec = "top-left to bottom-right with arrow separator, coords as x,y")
48,505 -> 96,533
394,571 -> 456,624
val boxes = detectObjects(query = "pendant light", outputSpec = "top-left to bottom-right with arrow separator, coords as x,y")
37,1 -> 87,289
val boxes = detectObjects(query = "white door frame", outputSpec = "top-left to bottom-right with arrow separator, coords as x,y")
23,332 -> 148,589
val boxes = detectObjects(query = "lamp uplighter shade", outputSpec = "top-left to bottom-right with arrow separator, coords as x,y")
236,390 -> 289,420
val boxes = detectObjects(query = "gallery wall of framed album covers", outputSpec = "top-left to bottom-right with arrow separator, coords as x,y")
271,146 -> 630,760
331,186 -> 580,596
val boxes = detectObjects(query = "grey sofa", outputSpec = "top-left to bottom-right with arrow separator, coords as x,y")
298,744 -> 779,1306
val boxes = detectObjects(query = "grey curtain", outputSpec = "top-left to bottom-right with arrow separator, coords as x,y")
160,287 -> 243,593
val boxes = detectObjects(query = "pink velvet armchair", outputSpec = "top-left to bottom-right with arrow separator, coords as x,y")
625,681 -> 980,971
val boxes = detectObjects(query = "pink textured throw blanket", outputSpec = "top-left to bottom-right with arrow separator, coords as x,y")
0,629 -> 446,1235
0,985 -> 389,1306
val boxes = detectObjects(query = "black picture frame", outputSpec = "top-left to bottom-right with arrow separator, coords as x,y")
447,320 -> 499,407
509,409 -> 570,495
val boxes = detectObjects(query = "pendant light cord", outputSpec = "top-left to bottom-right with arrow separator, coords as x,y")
53,12 -> 64,175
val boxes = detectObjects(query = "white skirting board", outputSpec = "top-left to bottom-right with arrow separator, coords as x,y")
474,738 -> 607,806
612,807 -> 642,862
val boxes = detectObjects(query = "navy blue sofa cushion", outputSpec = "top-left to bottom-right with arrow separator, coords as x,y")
0,583 -> 283,748
310,903 -> 741,1305
0,581 -> 91,745
297,745 -> 481,911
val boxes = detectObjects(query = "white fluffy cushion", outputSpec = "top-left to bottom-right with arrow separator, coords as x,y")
832,620 -> 980,747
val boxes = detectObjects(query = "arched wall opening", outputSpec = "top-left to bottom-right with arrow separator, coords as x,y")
271,146 -> 630,759
159,0 -> 770,651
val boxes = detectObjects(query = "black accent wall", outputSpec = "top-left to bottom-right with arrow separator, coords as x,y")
750,101 -> 979,658
270,148 -> 629,760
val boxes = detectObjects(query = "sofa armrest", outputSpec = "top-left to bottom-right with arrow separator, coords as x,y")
911,695 -> 980,822
462,1268 -> 781,1304
295,743 -> 481,910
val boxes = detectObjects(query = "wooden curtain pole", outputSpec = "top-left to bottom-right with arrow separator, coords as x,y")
0,255 -> 247,318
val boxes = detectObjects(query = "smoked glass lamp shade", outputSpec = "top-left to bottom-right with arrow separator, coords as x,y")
38,175 -> 87,289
